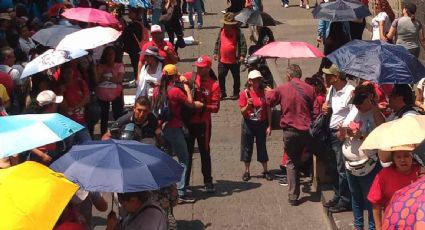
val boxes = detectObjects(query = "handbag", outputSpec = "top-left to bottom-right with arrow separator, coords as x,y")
310,87 -> 334,142
271,108 -> 281,130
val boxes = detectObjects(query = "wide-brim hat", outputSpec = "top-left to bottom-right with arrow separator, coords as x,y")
221,12 -> 239,25
141,46 -> 164,61
378,144 -> 416,163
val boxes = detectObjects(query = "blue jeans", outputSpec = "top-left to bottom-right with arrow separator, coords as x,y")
188,0 -> 203,26
162,127 -> 189,196
329,130 -> 351,206
347,164 -> 381,230
152,8 -> 162,26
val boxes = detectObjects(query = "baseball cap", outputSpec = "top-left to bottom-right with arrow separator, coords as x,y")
322,64 -> 341,76
195,55 -> 212,68
248,70 -> 263,79
163,64 -> 178,76
151,24 -> 162,33
36,90 -> 63,106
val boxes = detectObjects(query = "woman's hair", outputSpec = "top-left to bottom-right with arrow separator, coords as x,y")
154,74 -> 175,109
404,2 -> 417,21
378,0 -> 395,22
305,74 -> 327,96
99,46 -> 117,65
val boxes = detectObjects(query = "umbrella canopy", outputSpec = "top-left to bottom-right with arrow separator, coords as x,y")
312,0 -> 371,21
382,176 -> 425,229
360,115 -> 425,151
253,41 -> 324,58
50,139 -> 184,193
20,48 -> 88,79
235,8 -> 276,26
31,25 -> 80,47
0,113 -> 84,158
56,26 -> 121,50
61,7 -> 119,26
0,161 -> 79,230
111,0 -> 151,8
327,40 -> 425,84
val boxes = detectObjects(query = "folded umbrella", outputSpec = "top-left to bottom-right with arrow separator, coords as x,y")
235,8 -> 276,26
327,39 -> 425,84
0,161 -> 79,230
0,113 -> 84,158
31,25 -> 80,47
50,139 -> 184,193
382,176 -> 425,229
360,115 -> 425,152
253,41 -> 324,58
61,7 -> 119,26
56,26 -> 121,51
312,0 -> 371,21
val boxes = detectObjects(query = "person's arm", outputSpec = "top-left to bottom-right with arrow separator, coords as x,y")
379,20 -> 388,41
317,19 -> 326,43
102,131 -> 112,140
265,88 -> 281,107
239,31 -> 247,61
31,148 -> 52,164
204,83 -> 221,113
373,205 -> 383,230
418,26 -> 425,50
240,96 -> 253,115
112,64 -> 125,84
372,107 -> 386,127
92,193 -> 108,212
213,31 -> 221,60
266,105 -> 272,136
164,45 -> 179,64
386,19 -> 398,40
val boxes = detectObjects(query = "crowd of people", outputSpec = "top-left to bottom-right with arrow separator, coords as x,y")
1,0 -> 425,229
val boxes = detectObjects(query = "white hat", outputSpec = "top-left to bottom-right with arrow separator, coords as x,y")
36,90 -> 63,106
248,70 -> 262,80
151,24 -> 162,33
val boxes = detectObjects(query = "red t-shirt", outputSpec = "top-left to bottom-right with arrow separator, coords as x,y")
166,86 -> 189,128
239,89 -> 268,122
220,28 -> 237,64
63,79 -> 89,125
182,72 -> 221,124
368,164 -> 420,209
140,41 -> 176,65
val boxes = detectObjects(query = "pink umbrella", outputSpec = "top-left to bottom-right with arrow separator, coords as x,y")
253,41 -> 324,59
61,7 -> 118,26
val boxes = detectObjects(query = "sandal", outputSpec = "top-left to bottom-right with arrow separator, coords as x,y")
242,172 -> 251,181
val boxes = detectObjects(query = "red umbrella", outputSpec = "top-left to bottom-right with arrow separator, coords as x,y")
382,176 -> 425,230
253,41 -> 324,59
61,7 -> 118,26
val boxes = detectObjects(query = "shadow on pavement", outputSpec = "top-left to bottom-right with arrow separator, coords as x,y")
190,179 -> 262,200
298,180 -> 321,205
177,220 -> 211,230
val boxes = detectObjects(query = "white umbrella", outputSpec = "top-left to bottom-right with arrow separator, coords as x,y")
56,26 -> 121,50
20,49 -> 88,79
31,25 -> 80,47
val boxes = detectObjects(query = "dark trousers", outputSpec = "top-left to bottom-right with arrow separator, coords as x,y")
240,119 -> 269,163
185,122 -> 213,186
129,52 -> 140,80
182,0 -> 187,13
349,19 -> 366,41
98,94 -> 124,135
282,128 -> 311,200
164,22 -> 185,52
329,129 -> 351,206
218,62 -> 241,96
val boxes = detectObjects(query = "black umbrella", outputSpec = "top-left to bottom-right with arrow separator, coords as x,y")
235,8 -> 276,26
312,0 -> 371,22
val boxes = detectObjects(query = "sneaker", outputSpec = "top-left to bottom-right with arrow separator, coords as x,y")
178,195 -> 196,204
284,4 -> 289,7
328,204 -> 351,213
306,5 -> 310,9
205,183 -> 215,193
263,171 -> 273,181
299,3 -> 303,7
229,94 -> 239,100
197,24 -> 203,29
242,172 -> 251,181
278,176 -> 288,186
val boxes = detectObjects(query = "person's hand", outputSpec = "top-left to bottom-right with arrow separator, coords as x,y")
380,35 -> 388,42
179,75 -> 188,83
164,46 -> 169,52
337,126 -> 346,141
316,36 -> 322,43
247,98 -> 253,105
194,101 -> 204,108
322,103 -> 329,114
264,86 -> 273,92
213,54 -> 218,61
106,211 -> 119,230
266,126 -> 272,136
239,56 -> 245,63
41,154 -> 52,164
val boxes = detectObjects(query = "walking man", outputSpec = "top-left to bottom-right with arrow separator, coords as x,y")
266,64 -> 317,206
214,12 -> 247,100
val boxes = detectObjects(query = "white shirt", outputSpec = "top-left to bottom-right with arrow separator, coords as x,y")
371,12 -> 391,40
19,37 -> 36,57
327,84 -> 355,129
417,78 -> 425,106
0,65 -> 21,85
136,63 -> 163,98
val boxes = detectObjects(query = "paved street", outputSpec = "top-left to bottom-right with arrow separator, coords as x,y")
93,0 -> 331,229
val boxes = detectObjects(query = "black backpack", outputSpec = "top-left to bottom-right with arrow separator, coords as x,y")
154,96 -> 173,122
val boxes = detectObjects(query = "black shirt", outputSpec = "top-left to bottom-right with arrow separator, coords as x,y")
113,112 -> 158,141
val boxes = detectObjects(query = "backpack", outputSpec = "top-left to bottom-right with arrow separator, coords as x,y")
154,96 -> 173,122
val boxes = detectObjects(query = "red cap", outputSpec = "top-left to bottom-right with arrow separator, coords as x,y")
195,55 -> 212,68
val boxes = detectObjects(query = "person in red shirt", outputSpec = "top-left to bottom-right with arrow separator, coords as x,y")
239,70 -> 272,182
368,147 -> 421,230
138,25 -> 178,75
181,55 -> 220,193
213,12 -> 247,100
153,64 -> 204,202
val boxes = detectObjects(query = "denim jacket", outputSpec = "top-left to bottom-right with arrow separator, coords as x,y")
317,20 -> 351,39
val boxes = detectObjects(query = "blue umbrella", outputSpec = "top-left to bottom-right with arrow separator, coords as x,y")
327,39 -> 425,84
111,0 -> 151,8
312,0 -> 371,22
0,113 -> 84,158
50,139 -> 183,193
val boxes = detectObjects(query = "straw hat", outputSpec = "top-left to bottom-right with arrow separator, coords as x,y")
378,144 -> 416,163
221,12 -> 238,25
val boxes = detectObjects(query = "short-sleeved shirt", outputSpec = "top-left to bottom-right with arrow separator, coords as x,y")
220,27 -> 237,64
119,200 -> 167,230
166,86 -> 189,128
239,89 -> 267,122
392,17 -> 422,50
114,111 -> 158,141
327,84 -> 355,129
368,164 -> 420,209
371,12 -> 391,40
140,41 -> 176,65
